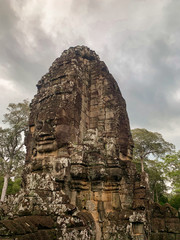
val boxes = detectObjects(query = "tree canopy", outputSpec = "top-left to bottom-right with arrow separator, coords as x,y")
132,128 -> 175,172
0,100 -> 29,202
163,151 -> 180,194
131,128 -> 179,207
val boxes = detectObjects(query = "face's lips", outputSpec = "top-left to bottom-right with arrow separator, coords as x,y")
36,140 -> 58,153
36,134 -> 55,144
37,140 -> 54,145
35,133 -> 57,153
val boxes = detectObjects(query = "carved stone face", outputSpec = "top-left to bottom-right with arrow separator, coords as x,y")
35,117 -> 57,153
29,92 -> 79,157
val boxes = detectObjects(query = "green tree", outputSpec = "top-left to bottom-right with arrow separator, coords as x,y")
131,128 -> 175,173
0,176 -> 21,195
163,151 -> 180,194
131,128 -> 175,203
168,193 -> 180,210
145,159 -> 168,203
0,100 -> 29,202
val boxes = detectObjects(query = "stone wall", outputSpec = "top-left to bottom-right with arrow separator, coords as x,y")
151,203 -> 180,240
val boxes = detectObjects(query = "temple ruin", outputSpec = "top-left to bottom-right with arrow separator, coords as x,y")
0,46 -> 179,240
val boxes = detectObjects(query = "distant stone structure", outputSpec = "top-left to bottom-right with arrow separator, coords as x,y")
0,46 -> 179,240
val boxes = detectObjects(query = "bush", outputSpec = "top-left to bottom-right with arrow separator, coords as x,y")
0,176 -> 21,196
169,194 -> 180,210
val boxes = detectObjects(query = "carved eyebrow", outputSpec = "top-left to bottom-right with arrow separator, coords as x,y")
45,118 -> 56,123
36,120 -> 43,124
46,119 -> 52,122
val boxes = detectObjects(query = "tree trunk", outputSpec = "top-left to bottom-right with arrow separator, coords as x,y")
155,183 -> 159,203
0,174 -> 9,202
152,189 -> 155,202
141,156 -> 144,173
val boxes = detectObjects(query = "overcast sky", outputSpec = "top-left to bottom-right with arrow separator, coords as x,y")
0,0 -> 180,150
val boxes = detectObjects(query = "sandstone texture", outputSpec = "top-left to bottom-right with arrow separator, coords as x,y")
0,46 -> 179,240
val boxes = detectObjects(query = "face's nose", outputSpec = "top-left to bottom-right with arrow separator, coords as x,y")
36,120 -> 55,140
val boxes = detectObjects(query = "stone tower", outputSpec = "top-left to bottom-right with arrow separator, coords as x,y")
0,46 -> 179,240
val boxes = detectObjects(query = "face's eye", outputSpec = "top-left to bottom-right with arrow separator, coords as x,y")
46,119 -> 53,125
46,119 -> 56,128
36,122 -> 43,131
46,119 -> 51,124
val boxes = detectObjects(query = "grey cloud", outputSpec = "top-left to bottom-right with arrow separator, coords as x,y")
0,0 -> 18,32
95,1 -> 180,137
0,0 -> 180,149
164,0 -> 180,33
0,3 -> 43,90
0,0 -> 89,108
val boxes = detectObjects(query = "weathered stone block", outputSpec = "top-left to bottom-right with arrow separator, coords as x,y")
166,219 -> 180,233
152,218 -> 165,232
150,232 -> 176,240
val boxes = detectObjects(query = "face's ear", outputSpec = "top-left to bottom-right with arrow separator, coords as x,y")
55,125 -> 77,147
25,130 -> 36,163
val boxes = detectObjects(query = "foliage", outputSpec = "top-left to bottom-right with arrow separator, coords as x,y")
132,128 -> 175,172
0,100 -> 29,201
3,100 -> 29,133
0,128 -> 25,177
134,157 -> 168,203
163,151 -> 180,194
0,176 -> 21,195
131,128 -> 175,204
168,193 -> 180,210
145,159 -> 168,203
